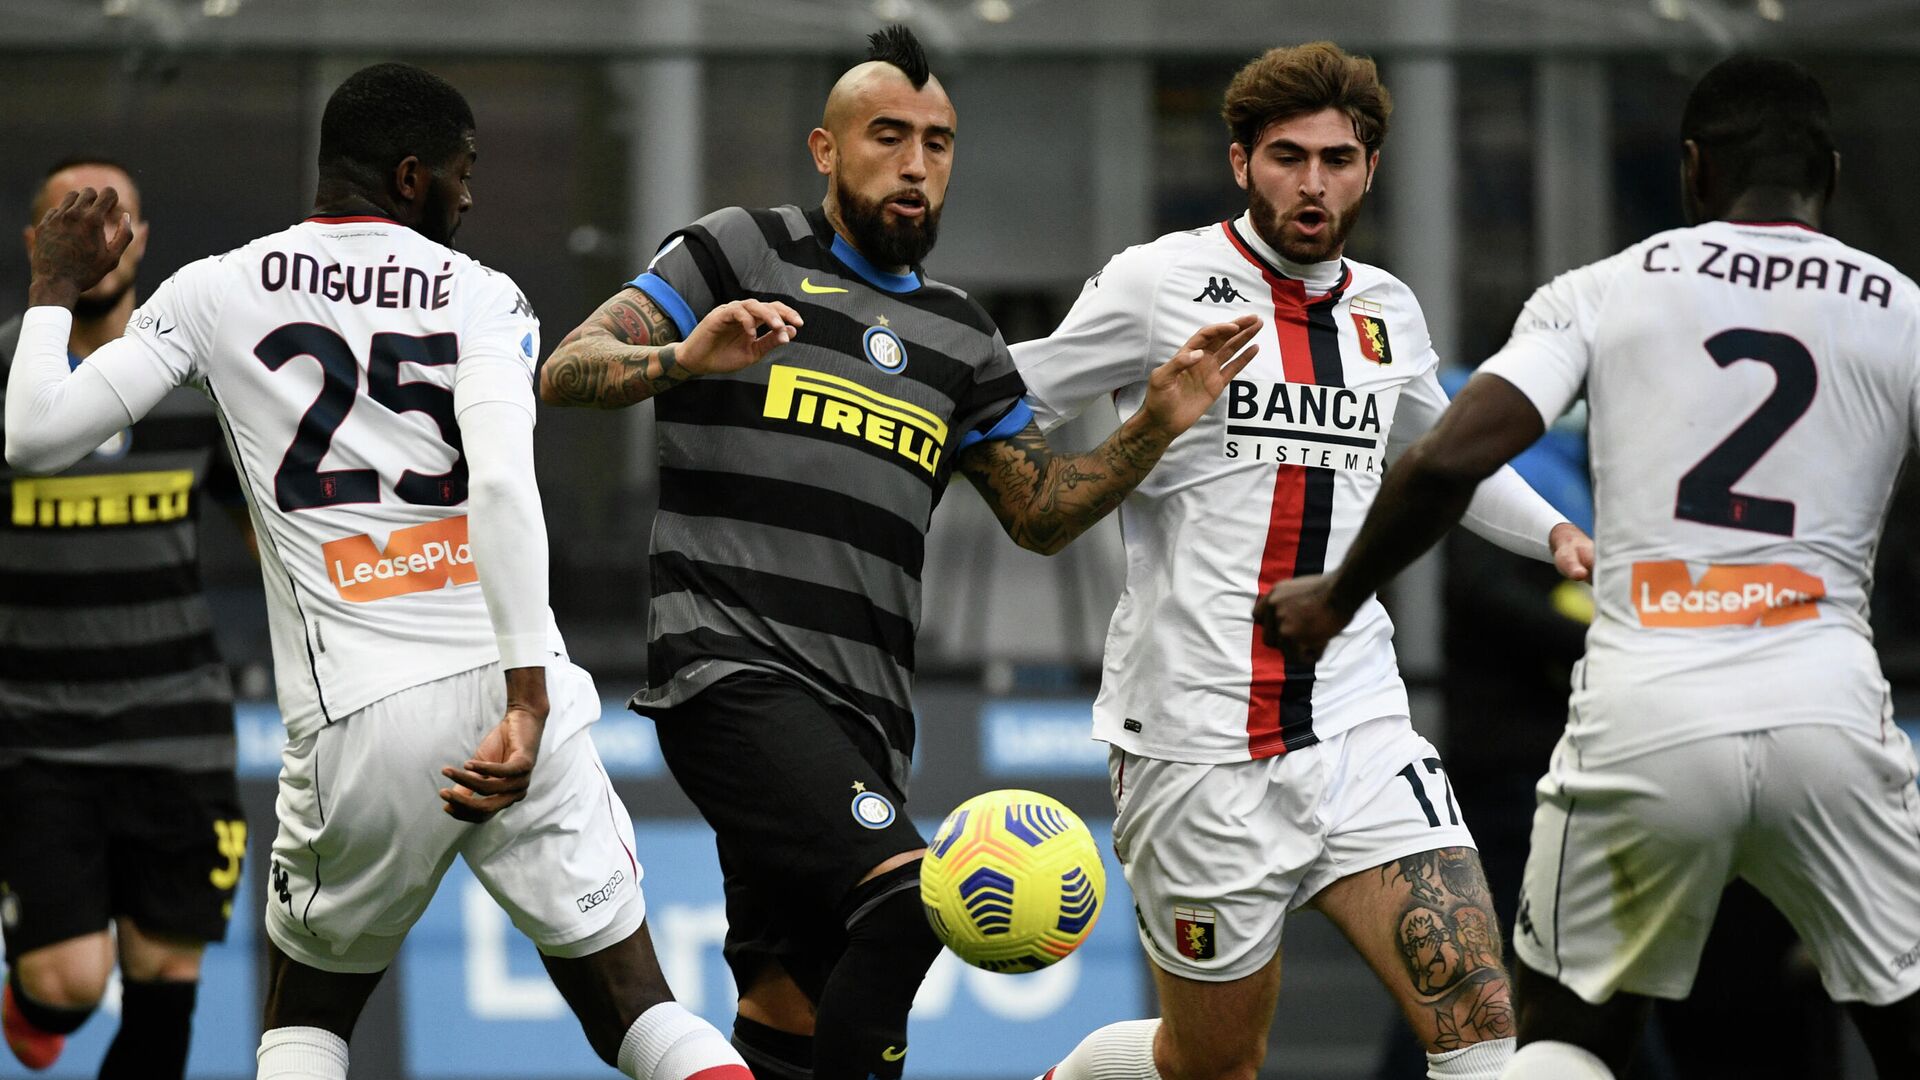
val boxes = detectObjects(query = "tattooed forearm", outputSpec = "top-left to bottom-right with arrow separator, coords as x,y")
1382,848 -> 1514,1050
540,288 -> 689,408
957,414 -> 1174,555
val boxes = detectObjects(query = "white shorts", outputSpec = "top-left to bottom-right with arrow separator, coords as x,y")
1110,714 -> 1477,981
1515,722 -> 1920,1006
264,660 -> 645,974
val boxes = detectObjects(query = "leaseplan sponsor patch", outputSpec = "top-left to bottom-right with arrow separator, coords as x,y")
1630,560 -> 1825,628
323,515 -> 477,602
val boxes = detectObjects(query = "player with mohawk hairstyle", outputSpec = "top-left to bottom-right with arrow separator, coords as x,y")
544,23 -> 1259,1080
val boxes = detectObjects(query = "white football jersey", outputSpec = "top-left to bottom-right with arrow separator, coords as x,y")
1014,214 -> 1555,763
96,216 -> 560,739
1481,219 -> 1917,764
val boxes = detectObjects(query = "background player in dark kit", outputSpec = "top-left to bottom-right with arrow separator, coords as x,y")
0,156 -> 249,1080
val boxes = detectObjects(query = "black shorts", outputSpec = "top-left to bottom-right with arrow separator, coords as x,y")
644,671 -> 924,1001
0,762 -> 245,963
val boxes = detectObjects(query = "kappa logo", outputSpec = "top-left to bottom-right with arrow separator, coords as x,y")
1630,561 -> 1826,628
576,869 -> 626,913
323,516 -> 478,602
800,277 -> 849,294
1191,276 -> 1246,303
271,862 -> 293,906
1172,905 -> 1216,961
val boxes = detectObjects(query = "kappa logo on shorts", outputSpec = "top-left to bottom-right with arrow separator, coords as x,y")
1172,905 -> 1216,961
851,789 -> 897,830
576,869 -> 626,914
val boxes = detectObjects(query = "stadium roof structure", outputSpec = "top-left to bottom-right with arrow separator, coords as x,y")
5,0 -> 1920,58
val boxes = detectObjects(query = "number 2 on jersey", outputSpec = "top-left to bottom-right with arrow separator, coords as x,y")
1674,329 -> 1817,537
255,325 -> 466,512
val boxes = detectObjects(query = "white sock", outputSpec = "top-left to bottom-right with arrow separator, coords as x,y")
1428,1037 -> 1513,1078
1500,1040 -> 1614,1080
616,1001 -> 750,1080
1039,1018 -> 1163,1080
256,1026 -> 349,1080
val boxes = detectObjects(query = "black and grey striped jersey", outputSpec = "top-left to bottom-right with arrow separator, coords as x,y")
0,315 -> 239,771
627,205 -> 1029,772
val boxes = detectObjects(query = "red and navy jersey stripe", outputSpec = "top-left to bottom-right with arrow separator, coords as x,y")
1223,219 -> 1350,758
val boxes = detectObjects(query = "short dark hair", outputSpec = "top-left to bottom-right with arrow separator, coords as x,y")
1681,55 -> 1834,196
867,24 -> 930,89
1223,42 -> 1392,154
32,155 -> 139,220
317,63 -> 475,181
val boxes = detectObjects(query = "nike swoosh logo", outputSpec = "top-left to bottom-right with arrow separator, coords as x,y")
158,323 -> 175,336
882,1047 -> 907,1062
801,278 -> 848,294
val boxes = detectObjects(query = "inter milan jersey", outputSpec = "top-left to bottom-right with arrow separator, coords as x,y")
1481,220 -> 1919,765
0,318 -> 240,770
1014,213 -> 1552,764
628,205 -> 1029,772
51,217 -> 558,740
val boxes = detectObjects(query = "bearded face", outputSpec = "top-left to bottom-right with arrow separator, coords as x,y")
834,181 -> 941,269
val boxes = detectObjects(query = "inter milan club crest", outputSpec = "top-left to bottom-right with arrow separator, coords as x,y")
863,315 -> 908,375
1350,297 -> 1392,364
1172,904 -> 1216,960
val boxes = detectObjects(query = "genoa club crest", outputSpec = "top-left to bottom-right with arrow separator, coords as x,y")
1172,905 -> 1216,961
1352,312 -> 1392,364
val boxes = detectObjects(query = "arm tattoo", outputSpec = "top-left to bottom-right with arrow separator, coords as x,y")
1381,848 -> 1514,1050
540,289 -> 689,408
956,416 -> 1172,555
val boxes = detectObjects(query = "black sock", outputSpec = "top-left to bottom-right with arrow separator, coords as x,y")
732,1014 -> 814,1080
810,864 -> 943,1080
97,979 -> 196,1080
6,966 -> 94,1035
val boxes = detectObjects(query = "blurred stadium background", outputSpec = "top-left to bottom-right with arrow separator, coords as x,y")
4,0 -> 1920,1076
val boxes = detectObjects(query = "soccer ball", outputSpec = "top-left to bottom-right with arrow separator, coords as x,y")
920,789 -> 1105,973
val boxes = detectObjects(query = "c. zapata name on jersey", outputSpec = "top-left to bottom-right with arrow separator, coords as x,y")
1223,379 -> 1388,474
761,365 -> 949,476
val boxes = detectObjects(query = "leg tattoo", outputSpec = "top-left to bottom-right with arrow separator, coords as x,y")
1384,848 -> 1514,1049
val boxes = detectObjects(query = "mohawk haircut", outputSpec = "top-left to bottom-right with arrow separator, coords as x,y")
317,62 -> 475,183
867,23 -> 931,89
1681,54 -> 1835,196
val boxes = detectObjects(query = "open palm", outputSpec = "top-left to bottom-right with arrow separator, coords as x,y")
1141,314 -> 1262,437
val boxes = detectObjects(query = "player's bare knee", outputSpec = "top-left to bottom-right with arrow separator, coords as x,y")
16,943 -> 112,1010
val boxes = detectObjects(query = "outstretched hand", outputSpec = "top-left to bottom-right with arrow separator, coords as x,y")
440,704 -> 544,823
29,186 -> 134,309
1140,314 -> 1263,438
677,298 -> 806,377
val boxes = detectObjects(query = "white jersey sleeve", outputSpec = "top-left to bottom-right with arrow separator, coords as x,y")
1390,361 -> 1565,561
4,262 -> 224,472
454,275 -> 548,670
1477,255 -> 1628,427
1010,247 -> 1157,432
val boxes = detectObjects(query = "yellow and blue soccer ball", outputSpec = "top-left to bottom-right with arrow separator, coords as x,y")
919,789 -> 1105,973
